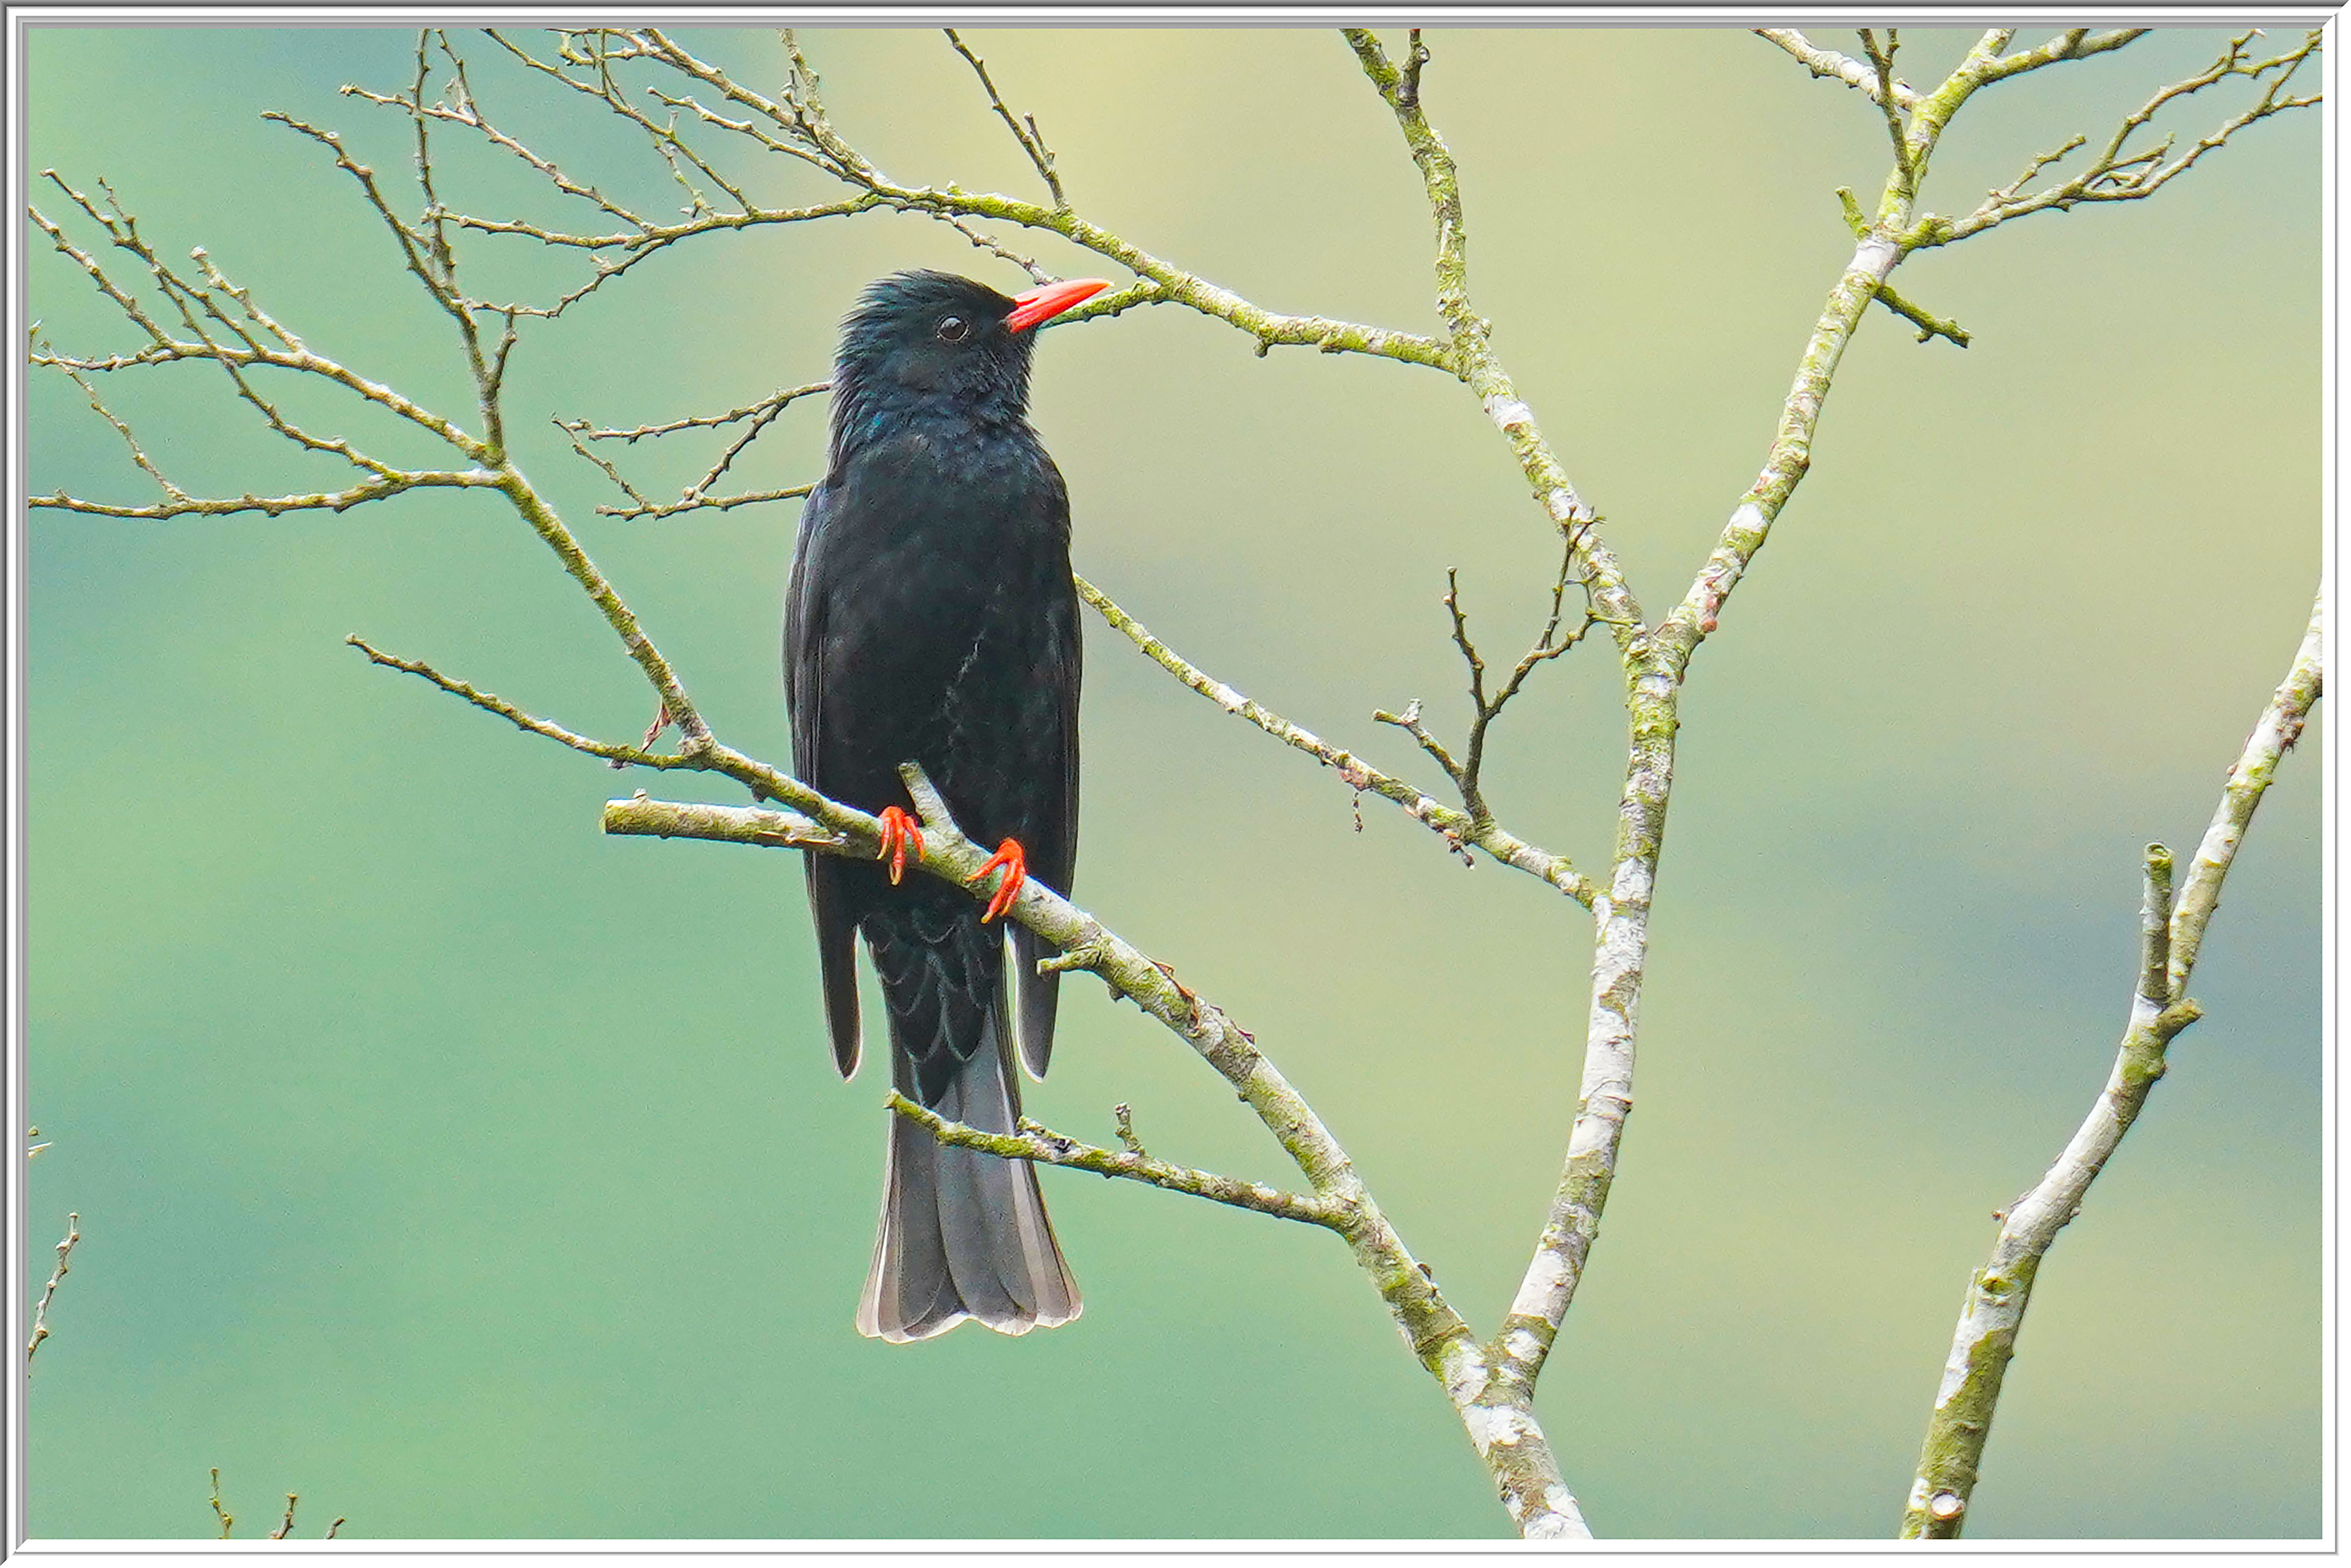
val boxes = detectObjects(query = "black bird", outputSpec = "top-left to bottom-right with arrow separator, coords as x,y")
786,269 -> 1108,1342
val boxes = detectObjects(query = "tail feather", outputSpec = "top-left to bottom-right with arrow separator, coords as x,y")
858,1032 -> 1081,1342
857,895 -> 1078,1343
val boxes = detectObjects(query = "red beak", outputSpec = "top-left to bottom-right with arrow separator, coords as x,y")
1004,277 -> 1111,334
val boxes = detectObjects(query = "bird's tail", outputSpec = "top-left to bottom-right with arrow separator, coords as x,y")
858,1016 -> 1081,1343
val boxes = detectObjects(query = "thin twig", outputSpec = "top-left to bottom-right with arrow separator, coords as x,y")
1857,30 -> 1917,190
345,636 -> 707,775
460,29 -> 1454,368
1412,540 -> 1610,828
1874,283 -> 1970,347
886,1092 -> 1344,1228
25,1213 -> 80,1367
1919,29 -> 2322,249
571,382 -> 828,443
1076,574 -> 1594,905
944,28 -> 1068,208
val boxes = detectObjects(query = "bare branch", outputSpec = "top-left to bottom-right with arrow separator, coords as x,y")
33,334 -> 189,501
25,1213 -> 80,1367
885,1092 -> 1344,1228
345,75 -> 650,234
25,195 -> 171,345
595,774 -> 1484,1453
928,208 -> 1052,285
1077,574 -> 1594,906
344,635 -> 712,776
1901,583 -> 2322,1538
259,109 -> 460,322
31,179 -> 495,462
1343,27 -> 1629,624
1857,30 -> 1918,191
28,469 -> 501,520
1433,541 -> 1612,827
2166,586 -> 2326,993
570,382 -> 829,444
600,794 -> 842,852
593,484 -> 816,521
557,384 -> 822,520
1874,282 -> 1970,347
1969,27 -> 2147,89
1921,29 -> 2322,248
1755,28 -> 1922,109
944,28 -> 1067,208
553,415 -> 662,513
452,29 -> 1453,369
1371,697 -> 1467,788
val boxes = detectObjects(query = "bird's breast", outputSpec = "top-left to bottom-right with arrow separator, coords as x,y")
799,425 -> 1073,803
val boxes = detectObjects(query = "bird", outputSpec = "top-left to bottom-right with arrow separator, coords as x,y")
785,268 -> 1109,1342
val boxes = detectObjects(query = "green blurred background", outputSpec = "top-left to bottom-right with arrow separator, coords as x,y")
22,25 -> 2320,1541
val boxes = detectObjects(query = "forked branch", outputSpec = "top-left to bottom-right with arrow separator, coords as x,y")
1900,585 -> 2323,1538
1375,541 -> 1607,830
1917,29 -> 2321,247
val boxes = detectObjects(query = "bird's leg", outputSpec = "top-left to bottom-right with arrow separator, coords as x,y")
970,838 -> 1028,923
875,805 -> 924,885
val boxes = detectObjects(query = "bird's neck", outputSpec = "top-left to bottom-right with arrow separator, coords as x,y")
828,394 -> 1038,473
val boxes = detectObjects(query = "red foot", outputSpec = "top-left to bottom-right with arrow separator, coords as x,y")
874,806 -> 924,885
970,838 -> 1028,924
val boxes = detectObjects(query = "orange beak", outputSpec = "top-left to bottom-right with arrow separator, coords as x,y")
1005,277 -> 1112,333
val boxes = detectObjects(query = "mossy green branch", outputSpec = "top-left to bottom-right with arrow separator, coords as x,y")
496,29 -> 1456,370
883,1093 -> 1346,1229
1341,27 -> 1641,650
1900,584 -> 2321,1538
602,782 -> 1485,1466
2169,587 -> 2325,989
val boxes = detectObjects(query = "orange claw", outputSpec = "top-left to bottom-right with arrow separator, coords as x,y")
970,838 -> 1028,924
874,806 -> 923,885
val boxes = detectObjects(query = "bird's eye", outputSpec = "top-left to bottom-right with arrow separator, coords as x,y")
936,315 -> 969,342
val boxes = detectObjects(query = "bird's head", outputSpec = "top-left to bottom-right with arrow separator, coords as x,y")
829,270 -> 1108,456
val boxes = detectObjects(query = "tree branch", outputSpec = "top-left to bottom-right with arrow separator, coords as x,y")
1409,541 -> 1611,831
29,470 -> 503,520
2167,591 -> 2327,991
25,1213 -> 80,1368
343,636 -> 725,777
1856,30 -> 1918,195
884,1092 -> 1344,1228
1900,582 -> 2323,1538
32,28 -> 2311,1542
461,29 -> 1452,367
1917,29 -> 2320,249
1077,574 -> 1594,906
1342,28 -> 1638,642
1754,28 -> 1922,109
943,28 -> 1067,209
555,388 -> 823,520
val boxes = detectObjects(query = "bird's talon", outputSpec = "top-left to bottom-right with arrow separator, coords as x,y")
971,838 -> 1028,923
875,806 -> 923,885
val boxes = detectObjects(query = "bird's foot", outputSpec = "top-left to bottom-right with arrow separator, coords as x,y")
874,806 -> 924,885
970,838 -> 1028,923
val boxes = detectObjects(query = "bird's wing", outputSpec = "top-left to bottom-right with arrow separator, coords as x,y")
786,480 -> 866,1079
1009,486 -> 1082,1081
